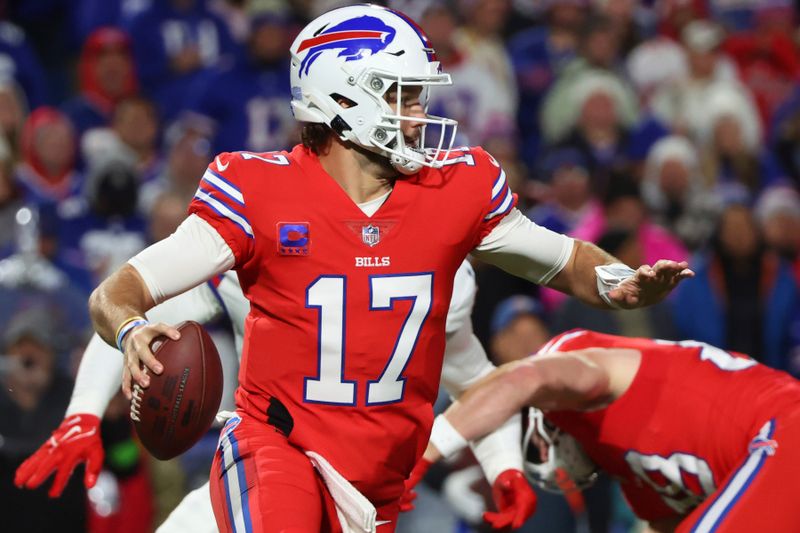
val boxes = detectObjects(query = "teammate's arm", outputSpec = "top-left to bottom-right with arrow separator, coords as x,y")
430,351 -> 612,461
89,214 -> 235,397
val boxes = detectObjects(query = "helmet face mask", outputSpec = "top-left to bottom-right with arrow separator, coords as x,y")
289,5 -> 458,174
523,408 -> 599,493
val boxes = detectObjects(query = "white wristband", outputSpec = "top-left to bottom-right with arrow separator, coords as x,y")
430,414 -> 469,459
595,263 -> 635,309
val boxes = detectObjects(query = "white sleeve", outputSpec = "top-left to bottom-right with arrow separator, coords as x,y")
472,208 -> 574,285
65,334 -> 123,418
442,261 -> 493,396
129,214 -> 235,305
441,324 -> 494,398
446,261 -> 477,335
65,283 -> 226,417
439,321 -> 523,484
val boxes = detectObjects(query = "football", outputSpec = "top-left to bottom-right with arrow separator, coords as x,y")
130,321 -> 223,460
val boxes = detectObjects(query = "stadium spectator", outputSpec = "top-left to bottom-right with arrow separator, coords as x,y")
110,96 -> 163,184
650,19 -> 746,138
54,154 -> 147,287
722,7 -> 800,127
125,0 -> 238,123
489,294 -> 550,365
526,147 -> 598,236
61,27 -> 138,140
147,188 -> 190,243
16,107 -> 82,206
540,15 -> 639,145
0,21 -> 49,109
572,175 -> 688,265
641,135 -> 720,250
507,0 -> 585,165
545,71 -> 639,191
697,87 -> 782,198
0,79 -> 30,162
672,201 -> 800,373
139,127 -> 212,214
452,0 -> 518,138
655,0 -> 709,41
625,33 -> 687,107
72,0 -> 152,43
419,1 -> 517,147
754,186 -> 800,278
591,0 -> 642,56
182,2 -> 295,154
0,307 -> 86,533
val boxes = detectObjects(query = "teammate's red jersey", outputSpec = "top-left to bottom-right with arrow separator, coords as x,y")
540,329 -> 800,523
189,145 -> 516,505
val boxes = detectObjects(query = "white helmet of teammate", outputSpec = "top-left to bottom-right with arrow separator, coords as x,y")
523,408 -> 599,493
289,4 -> 458,174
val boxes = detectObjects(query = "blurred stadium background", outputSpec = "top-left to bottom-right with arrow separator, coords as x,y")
1,0 -> 800,531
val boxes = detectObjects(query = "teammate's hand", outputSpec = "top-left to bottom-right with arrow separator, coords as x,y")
483,469 -> 537,530
121,322 -> 180,400
608,260 -> 694,309
399,457 -> 433,512
14,414 -> 104,498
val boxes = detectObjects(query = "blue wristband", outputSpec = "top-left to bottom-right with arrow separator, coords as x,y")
116,319 -> 150,352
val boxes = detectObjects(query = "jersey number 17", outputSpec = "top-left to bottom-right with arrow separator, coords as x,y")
303,273 -> 433,406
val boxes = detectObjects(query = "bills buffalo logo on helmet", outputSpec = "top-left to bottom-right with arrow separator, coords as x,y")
297,15 -> 397,77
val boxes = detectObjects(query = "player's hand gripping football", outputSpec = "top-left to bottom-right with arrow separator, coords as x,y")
120,322 -> 180,400
399,457 -> 433,511
14,414 -> 104,498
607,260 -> 694,309
483,469 -> 537,530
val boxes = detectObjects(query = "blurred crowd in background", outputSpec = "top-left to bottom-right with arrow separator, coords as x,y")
1,0 -> 800,531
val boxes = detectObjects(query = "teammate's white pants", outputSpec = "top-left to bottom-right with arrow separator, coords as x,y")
157,481 -> 217,533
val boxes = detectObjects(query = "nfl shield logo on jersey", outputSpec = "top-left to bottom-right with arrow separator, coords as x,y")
362,224 -> 380,247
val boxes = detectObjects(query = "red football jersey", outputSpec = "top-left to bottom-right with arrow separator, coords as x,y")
541,330 -> 800,522
188,145 -> 516,504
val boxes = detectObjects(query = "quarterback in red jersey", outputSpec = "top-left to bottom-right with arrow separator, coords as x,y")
89,5 -> 691,532
418,329 -> 800,532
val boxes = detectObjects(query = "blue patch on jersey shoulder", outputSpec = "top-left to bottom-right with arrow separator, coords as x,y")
277,222 -> 310,255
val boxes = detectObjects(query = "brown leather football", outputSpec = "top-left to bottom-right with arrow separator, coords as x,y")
130,321 -> 223,460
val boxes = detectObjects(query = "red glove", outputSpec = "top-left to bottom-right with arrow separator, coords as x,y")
399,457 -> 433,512
14,414 -> 104,498
483,469 -> 537,530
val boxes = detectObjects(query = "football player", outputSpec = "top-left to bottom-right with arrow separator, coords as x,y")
88,5 -> 691,531
16,262 -> 536,532
413,329 -> 800,532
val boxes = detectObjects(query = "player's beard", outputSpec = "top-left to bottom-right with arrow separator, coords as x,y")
350,141 -> 398,180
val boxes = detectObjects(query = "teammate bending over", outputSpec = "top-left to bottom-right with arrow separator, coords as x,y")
414,329 -> 800,532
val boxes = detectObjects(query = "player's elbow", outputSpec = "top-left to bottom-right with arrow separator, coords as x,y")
526,355 -> 610,410
88,283 -> 107,326
569,361 -> 610,405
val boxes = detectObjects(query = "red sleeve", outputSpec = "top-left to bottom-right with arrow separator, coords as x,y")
188,152 -> 254,267
471,147 -> 519,242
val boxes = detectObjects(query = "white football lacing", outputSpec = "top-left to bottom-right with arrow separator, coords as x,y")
129,367 -> 148,422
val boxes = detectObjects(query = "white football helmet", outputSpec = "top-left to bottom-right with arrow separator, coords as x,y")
523,408 -> 599,493
289,4 -> 458,174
